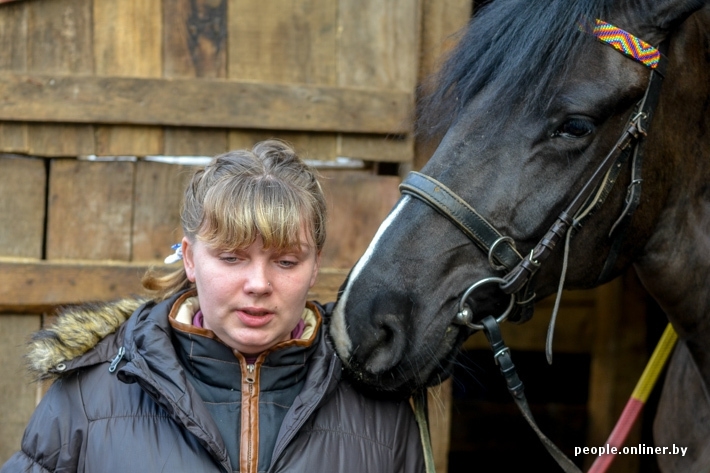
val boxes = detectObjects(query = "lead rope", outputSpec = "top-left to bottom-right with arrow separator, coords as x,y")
413,389 -> 437,473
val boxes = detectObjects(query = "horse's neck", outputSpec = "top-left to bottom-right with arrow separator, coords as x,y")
634,7 -> 710,381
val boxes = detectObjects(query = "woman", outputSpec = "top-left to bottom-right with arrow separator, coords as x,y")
2,140 -> 424,473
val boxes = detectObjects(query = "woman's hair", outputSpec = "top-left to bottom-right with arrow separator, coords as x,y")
143,139 -> 327,300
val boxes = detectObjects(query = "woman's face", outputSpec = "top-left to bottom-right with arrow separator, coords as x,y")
182,227 -> 320,356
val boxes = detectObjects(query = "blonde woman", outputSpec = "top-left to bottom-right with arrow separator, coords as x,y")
3,141 -> 424,473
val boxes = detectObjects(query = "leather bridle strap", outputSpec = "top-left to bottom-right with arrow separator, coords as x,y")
500,46 -> 668,294
400,172 -> 523,270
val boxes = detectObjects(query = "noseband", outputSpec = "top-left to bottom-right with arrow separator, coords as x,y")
400,21 -> 668,331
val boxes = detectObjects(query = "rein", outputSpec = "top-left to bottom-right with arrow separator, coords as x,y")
403,20 -> 669,473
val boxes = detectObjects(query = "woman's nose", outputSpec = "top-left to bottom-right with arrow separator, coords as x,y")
243,262 -> 272,295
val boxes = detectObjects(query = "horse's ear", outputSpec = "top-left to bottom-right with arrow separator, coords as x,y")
644,0 -> 707,35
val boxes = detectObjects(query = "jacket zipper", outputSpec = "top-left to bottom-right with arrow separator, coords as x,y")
244,362 -> 258,473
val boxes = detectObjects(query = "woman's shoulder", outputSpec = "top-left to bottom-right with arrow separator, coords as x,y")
26,298 -> 147,381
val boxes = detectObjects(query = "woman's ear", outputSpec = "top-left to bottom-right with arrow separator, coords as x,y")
182,237 -> 196,282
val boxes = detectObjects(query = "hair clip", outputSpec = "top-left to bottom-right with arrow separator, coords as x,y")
164,243 -> 183,264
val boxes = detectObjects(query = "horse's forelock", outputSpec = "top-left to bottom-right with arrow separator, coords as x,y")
416,0 -> 612,141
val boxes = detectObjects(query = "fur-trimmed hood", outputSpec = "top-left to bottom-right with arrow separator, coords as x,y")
27,299 -> 145,380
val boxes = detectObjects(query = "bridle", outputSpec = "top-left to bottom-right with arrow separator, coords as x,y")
402,20 -> 669,473
400,19 -> 668,332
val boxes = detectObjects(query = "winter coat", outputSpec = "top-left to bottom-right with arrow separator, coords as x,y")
1,291 -> 425,473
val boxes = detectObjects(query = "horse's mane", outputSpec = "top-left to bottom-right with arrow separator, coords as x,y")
417,0 -> 613,139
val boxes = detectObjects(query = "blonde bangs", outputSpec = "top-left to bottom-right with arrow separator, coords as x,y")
198,176 -> 314,252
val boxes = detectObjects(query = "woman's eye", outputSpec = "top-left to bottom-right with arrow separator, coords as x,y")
219,255 -> 239,263
553,118 -> 595,138
278,259 -> 298,268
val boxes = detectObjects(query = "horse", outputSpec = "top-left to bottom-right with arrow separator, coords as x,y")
329,0 -> 710,471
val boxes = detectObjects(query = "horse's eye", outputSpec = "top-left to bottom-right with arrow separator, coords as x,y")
553,118 -> 595,138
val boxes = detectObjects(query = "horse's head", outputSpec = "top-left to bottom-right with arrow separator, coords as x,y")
331,0 -> 709,396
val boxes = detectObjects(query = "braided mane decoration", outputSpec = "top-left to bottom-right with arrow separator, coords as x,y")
592,19 -> 660,68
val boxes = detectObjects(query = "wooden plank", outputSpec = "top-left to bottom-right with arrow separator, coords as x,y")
0,73 -> 412,134
163,0 -> 228,158
0,155 -> 45,258
0,0 -> 27,71
164,128 -> 228,156
338,134 -> 414,163
228,0 -> 337,85
46,160 -> 135,260
0,1 -> 28,153
319,171 -> 401,269
0,258 -> 347,311
337,0 -> 421,91
228,131 -> 337,162
94,125 -> 163,157
132,161 -> 196,262
26,123 -> 94,157
164,0 -> 227,79
94,0 -> 163,156
25,0 -> 94,157
0,314 -> 41,465
0,123 -> 28,153
414,0 -> 471,170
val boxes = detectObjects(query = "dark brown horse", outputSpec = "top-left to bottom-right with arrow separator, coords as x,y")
330,0 -> 710,471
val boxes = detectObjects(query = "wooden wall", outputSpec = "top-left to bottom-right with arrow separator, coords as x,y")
0,1 -> 655,472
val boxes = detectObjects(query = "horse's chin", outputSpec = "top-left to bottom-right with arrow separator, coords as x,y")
341,325 -> 467,400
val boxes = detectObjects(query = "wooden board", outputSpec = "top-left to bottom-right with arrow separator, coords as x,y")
337,0 -> 420,91
414,0 -> 472,170
163,0 -> 229,157
131,161 -> 196,262
0,155 -> 45,258
94,0 -> 163,156
0,1 -> 28,153
45,160 -> 135,260
0,73 -> 412,134
319,171 -> 401,269
0,314 -> 41,465
228,0 -> 337,85
0,258 -> 348,311
25,0 -> 95,157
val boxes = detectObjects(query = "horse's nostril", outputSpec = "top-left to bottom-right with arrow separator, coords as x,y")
362,314 -> 406,375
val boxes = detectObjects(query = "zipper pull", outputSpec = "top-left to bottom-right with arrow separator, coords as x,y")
109,347 -> 126,373
245,363 -> 255,383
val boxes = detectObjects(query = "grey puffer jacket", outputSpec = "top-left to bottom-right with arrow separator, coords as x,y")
1,292 -> 424,473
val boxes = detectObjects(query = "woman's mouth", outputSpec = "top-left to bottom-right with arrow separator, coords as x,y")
237,308 -> 275,327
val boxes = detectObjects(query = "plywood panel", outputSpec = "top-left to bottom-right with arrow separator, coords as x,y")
163,0 -> 229,158
319,171 -> 401,269
0,155 -> 45,258
94,0 -> 163,156
0,315 -> 41,465
132,161 -> 195,262
46,160 -> 135,260
26,0 -> 94,157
